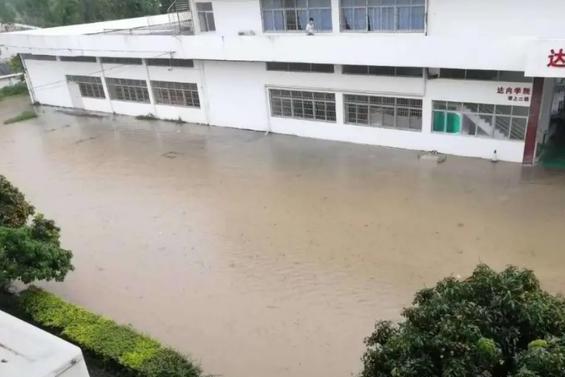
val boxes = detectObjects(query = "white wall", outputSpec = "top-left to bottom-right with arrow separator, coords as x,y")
207,0 -> 262,36
428,0 -> 565,38
24,58 -> 531,162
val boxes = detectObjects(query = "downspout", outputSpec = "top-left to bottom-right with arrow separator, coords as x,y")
19,55 -> 36,104
424,0 -> 429,36
98,57 -> 115,114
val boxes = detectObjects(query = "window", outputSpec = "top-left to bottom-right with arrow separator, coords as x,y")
266,62 -> 334,73
342,65 -> 423,77
437,69 -> 532,83
261,0 -> 332,32
101,57 -> 143,65
106,78 -> 150,103
269,89 -> 336,121
341,0 -> 425,32
20,54 -> 56,61
432,101 -> 529,141
344,94 -> 422,130
60,56 -> 97,63
67,75 -> 105,99
151,81 -> 200,107
146,58 -> 194,68
197,2 -> 216,32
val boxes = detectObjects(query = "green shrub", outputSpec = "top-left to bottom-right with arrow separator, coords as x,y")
0,82 -> 27,99
4,110 -> 37,125
361,264 -> 565,377
0,176 -> 73,286
19,287 -> 201,377
0,175 -> 35,227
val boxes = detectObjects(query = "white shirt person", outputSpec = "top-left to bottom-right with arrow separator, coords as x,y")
306,18 -> 315,35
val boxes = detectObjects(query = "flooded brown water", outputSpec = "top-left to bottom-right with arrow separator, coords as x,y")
1,96 -> 565,377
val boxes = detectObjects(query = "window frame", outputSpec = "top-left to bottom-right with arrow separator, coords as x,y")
196,2 -> 216,32
431,101 -> 530,141
105,77 -> 151,103
340,0 -> 427,33
260,0 -> 333,33
151,80 -> 200,108
146,58 -> 195,68
342,65 -> 424,78
266,62 -> 335,73
343,93 -> 423,131
67,75 -> 106,99
268,88 -> 336,123
436,69 -> 532,83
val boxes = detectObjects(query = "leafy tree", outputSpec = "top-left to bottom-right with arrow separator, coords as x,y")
361,265 -> 565,377
0,175 -> 73,286
0,175 -> 35,228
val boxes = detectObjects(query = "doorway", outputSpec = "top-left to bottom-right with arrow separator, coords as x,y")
538,78 -> 565,169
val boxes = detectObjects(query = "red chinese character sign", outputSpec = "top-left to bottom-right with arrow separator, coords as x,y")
496,86 -> 531,103
548,48 -> 565,68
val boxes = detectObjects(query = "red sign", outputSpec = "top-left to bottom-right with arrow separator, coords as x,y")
548,48 -> 565,67
497,86 -> 531,103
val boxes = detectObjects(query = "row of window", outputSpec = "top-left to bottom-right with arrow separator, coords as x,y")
268,89 -> 530,141
66,75 -> 200,108
23,54 -> 194,68
25,53 -> 531,84
265,62 -> 531,83
261,0 -> 425,32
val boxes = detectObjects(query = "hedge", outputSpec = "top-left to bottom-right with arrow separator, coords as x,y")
19,287 -> 202,377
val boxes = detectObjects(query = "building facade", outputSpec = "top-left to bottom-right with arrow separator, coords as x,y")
2,0 -> 565,163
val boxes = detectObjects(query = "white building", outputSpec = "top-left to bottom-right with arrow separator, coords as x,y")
2,0 -> 565,164
0,310 -> 90,377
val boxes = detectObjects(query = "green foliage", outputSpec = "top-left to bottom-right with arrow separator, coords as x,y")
0,175 -> 73,286
0,0 -> 165,27
19,287 -> 202,377
0,82 -> 27,100
361,264 -> 565,377
4,110 -> 37,124
0,175 -> 34,228
514,337 -> 565,376
0,224 -> 73,284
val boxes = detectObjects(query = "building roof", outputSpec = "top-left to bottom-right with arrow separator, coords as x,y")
0,310 -> 86,377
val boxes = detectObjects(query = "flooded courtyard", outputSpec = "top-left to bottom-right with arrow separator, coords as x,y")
1,96 -> 565,377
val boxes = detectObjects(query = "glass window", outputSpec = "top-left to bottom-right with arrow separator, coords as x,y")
20,54 -> 57,61
67,75 -> 105,99
341,0 -> 425,32
269,89 -> 336,121
60,56 -> 97,63
262,0 -> 332,31
432,100 -> 530,141
151,81 -> 200,107
266,62 -> 334,73
438,69 -> 533,83
106,78 -> 150,103
146,59 -> 194,68
342,65 -> 423,77
197,2 -> 216,32
344,94 -> 422,130
101,57 -> 142,65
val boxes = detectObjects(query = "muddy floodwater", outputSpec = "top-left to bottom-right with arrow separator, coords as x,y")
1,96 -> 565,377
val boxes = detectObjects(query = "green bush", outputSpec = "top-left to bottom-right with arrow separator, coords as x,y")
0,175 -> 35,228
4,110 -> 37,125
0,176 -> 73,286
361,264 -> 565,377
20,287 -> 202,377
0,82 -> 27,100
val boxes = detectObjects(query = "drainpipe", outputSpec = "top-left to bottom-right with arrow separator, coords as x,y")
98,57 -> 115,114
19,55 -> 36,104
143,58 -> 158,116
